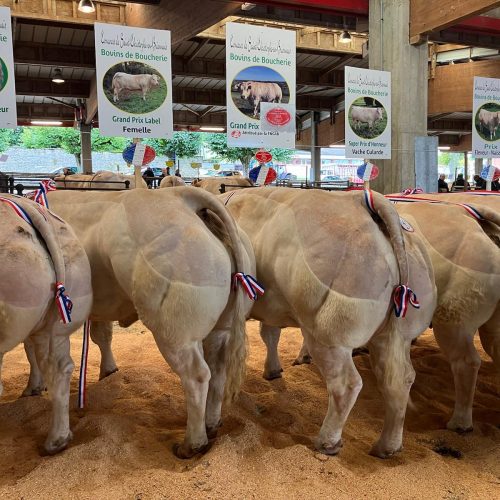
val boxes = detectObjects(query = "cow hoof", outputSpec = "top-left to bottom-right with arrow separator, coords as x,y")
99,367 -> 118,381
447,421 -> 473,434
316,439 -> 343,456
21,386 -> 45,397
263,369 -> 283,380
44,432 -> 73,455
369,443 -> 402,459
206,422 -> 222,440
292,355 -> 312,366
173,441 -> 211,459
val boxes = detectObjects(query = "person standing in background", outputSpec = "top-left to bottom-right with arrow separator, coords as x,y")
438,174 -> 449,192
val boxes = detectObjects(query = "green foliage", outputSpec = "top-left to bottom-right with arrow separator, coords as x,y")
147,132 -> 202,159
204,133 -> 293,174
0,129 -> 18,152
91,129 -> 128,152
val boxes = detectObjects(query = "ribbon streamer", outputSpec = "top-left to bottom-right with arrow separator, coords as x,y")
78,321 -> 91,409
393,284 -> 420,318
233,272 -> 265,301
55,281 -> 73,324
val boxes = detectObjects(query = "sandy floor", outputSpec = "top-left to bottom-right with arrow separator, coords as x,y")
0,321 -> 499,500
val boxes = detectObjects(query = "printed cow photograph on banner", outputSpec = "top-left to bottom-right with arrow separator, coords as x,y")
348,97 -> 388,140
0,57 -> 8,92
475,102 -> 500,142
231,66 -> 290,120
103,61 -> 168,114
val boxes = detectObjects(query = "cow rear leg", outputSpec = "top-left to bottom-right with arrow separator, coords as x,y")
478,306 -> 500,369
90,321 -> 118,380
158,341 -> 211,458
32,332 -> 74,454
22,337 -> 45,396
368,327 -> 415,458
433,323 -> 480,432
306,336 -> 362,456
260,323 -> 283,380
292,336 -> 312,365
203,329 -> 230,438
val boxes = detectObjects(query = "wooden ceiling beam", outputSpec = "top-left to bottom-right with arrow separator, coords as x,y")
410,0 -> 500,44
16,76 -> 90,98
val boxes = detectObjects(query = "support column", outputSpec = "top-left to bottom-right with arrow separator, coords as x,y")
474,157 -> 483,175
80,123 -> 92,174
310,111 -> 321,182
369,0 -> 428,194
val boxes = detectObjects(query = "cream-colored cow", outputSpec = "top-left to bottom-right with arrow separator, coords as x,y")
219,187 -> 436,458
192,177 -> 253,195
393,201 -> 500,432
42,188 -> 255,458
0,195 -> 92,454
159,175 -> 186,187
54,170 -> 147,190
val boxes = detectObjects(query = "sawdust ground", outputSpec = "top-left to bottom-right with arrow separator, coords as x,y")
0,321 -> 499,499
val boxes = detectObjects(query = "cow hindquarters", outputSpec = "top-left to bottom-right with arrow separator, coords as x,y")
368,315 -> 415,458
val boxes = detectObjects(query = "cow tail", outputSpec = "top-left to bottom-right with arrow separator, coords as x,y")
11,197 -> 67,296
362,190 -> 409,286
180,188 -> 250,403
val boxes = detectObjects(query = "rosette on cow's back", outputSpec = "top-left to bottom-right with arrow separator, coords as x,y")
348,97 -> 388,140
103,61 -> 168,114
231,66 -> 290,121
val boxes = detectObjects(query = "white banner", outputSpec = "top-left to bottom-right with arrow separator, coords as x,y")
0,7 -> 16,128
345,66 -> 391,159
94,22 -> 173,139
472,76 -> 500,157
226,22 -> 295,148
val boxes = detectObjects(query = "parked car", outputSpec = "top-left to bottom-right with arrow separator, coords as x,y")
50,166 -> 78,175
321,175 -> 343,182
215,170 -> 242,177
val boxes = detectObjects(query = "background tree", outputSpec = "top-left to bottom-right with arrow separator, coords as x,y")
0,129 -> 18,153
205,133 -> 293,175
147,132 -> 202,161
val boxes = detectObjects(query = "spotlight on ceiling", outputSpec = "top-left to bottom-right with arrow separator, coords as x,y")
339,30 -> 352,44
241,3 -> 256,11
78,0 -> 95,14
51,68 -> 65,84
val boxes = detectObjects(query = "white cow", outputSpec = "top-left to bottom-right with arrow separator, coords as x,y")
54,170 -> 147,190
0,195 -> 92,454
350,106 -> 384,132
111,72 -> 160,102
218,188 -> 436,458
239,81 -> 283,117
39,188 -> 255,458
478,108 -> 500,141
159,175 -> 186,188
192,177 -> 253,195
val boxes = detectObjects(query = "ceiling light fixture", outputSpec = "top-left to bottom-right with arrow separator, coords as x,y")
329,144 -> 345,148
339,30 -> 352,44
51,68 -> 65,84
199,126 -> 225,132
241,3 -> 256,11
31,120 -> 64,126
438,146 -> 451,151
78,0 -> 95,14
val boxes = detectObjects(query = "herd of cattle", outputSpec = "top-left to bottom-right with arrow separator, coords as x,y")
0,171 -> 498,461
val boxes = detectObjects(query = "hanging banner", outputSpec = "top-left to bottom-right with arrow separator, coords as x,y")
94,22 -> 173,139
226,22 -> 296,148
472,76 -> 500,158
0,7 -> 16,128
345,66 -> 391,159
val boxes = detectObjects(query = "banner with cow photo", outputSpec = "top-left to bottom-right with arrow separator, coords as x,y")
226,22 -> 296,148
94,22 -> 173,139
0,7 -> 17,128
345,66 -> 391,159
472,76 -> 500,158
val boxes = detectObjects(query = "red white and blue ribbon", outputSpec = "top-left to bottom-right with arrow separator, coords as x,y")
249,165 -> 277,185
55,282 -> 73,324
0,195 -> 34,225
233,272 -> 265,301
29,179 -> 57,208
393,284 -> 420,318
78,320 -> 91,409
364,189 -> 376,215
401,187 -> 424,195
